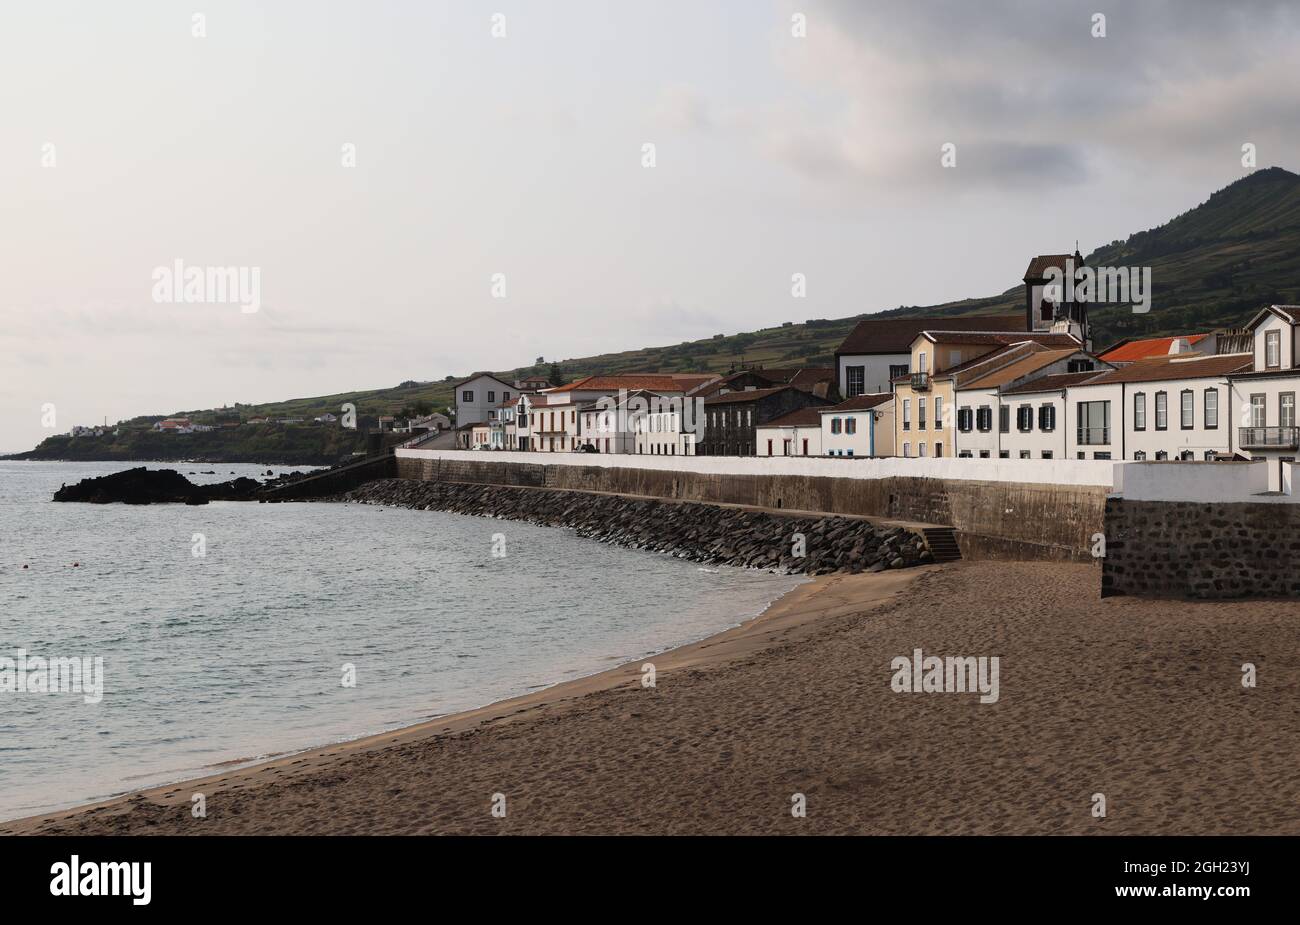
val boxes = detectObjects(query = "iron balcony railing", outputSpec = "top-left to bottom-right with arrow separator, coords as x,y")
1239,426 -> 1300,449
910,372 -> 930,391
1076,427 -> 1110,446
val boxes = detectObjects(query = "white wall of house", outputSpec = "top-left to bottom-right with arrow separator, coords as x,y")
838,353 -> 909,397
952,387 -> 1001,458
1125,380 -> 1230,461
1064,382 -> 1124,460
1253,312 -> 1293,372
633,410 -> 696,456
820,409 -> 874,456
756,422 -> 823,457
1229,373 -> 1300,489
998,391 -> 1068,459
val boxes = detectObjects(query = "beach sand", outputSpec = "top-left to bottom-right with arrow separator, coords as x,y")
5,560 -> 1298,835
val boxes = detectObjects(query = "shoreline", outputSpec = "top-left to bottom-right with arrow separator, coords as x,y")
2,567 -> 920,834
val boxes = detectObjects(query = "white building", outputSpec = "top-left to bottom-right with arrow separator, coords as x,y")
453,373 -> 516,427
821,394 -> 893,457
755,407 -> 823,457
1063,352 -> 1251,462
1229,305 -> 1300,489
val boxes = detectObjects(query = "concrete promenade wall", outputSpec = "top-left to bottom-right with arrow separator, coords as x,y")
396,449 -> 1111,560
1103,497 -> 1300,598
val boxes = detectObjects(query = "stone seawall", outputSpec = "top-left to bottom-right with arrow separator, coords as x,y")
395,455 -> 1106,560
342,478 -> 933,575
1103,497 -> 1300,598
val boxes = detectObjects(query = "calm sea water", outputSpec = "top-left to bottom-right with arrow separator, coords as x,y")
0,460 -> 801,821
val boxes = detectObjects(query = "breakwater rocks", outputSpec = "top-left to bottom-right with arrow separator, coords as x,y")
341,478 -> 933,574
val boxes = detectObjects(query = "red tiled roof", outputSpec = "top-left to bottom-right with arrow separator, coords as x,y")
1023,254 -> 1078,280
703,386 -> 794,405
1097,334 -> 1210,362
836,315 -> 1025,356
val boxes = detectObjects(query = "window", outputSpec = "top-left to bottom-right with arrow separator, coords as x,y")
845,417 -> 857,435
462,390 -> 474,402
919,442 -> 927,457
1179,450 -> 1195,461
934,397 -> 943,429
958,450 -> 972,458
1067,359 -> 1094,373
1250,394 -> 1266,428
977,406 -> 993,432
802,438 -> 809,455
1266,329 -> 1281,368
1019,450 -> 1031,459
1041,450 -> 1053,459
1203,450 -> 1216,461
999,450 -> 1009,458
1155,450 -> 1168,460
846,366 -> 865,397
1154,391 -> 1167,430
1077,400 -> 1111,445
1283,393 -> 1296,428
903,442 -> 911,457
934,443 -> 942,457
1133,393 -> 1146,431
918,398 -> 927,430
1017,405 -> 1033,432
487,391 -> 496,403
1180,390 -> 1194,429
889,364 -> 909,380
978,450 -> 990,459
1204,389 -> 1218,429
918,352 -> 928,373
1094,452 -> 1112,460
767,439 -> 773,456
999,405 -> 1010,434
902,399 -> 911,431
503,391 -> 511,402
1133,451 -> 1147,461
1038,404 -> 1056,432
831,417 -> 842,434
957,407 -> 973,432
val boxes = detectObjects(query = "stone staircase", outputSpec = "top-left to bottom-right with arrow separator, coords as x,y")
921,527 -> 963,563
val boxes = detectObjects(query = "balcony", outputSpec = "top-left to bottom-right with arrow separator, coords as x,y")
1076,427 -> 1110,446
910,372 -> 930,391
1239,426 -> 1300,450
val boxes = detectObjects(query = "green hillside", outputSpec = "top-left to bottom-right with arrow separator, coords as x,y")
12,167 -> 1300,462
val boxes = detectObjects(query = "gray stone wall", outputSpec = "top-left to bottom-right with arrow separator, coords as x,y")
1102,497 -> 1300,598
395,455 -> 1107,559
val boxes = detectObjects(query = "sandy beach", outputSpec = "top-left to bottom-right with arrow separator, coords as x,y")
5,560 -> 1298,836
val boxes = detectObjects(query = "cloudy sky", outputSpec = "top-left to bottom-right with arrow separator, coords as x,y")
2,0 -> 1297,451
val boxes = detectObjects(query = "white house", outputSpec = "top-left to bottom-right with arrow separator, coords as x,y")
994,371 -> 1103,459
1228,305 -> 1300,489
821,394 -> 893,457
453,373 -> 516,427
755,407 -> 824,457
950,345 -> 1108,458
1063,352 -> 1252,462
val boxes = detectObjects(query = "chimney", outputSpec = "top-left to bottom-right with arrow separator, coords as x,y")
1168,338 -> 1190,355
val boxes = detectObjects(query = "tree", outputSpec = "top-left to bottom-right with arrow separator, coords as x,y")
547,362 -> 566,387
